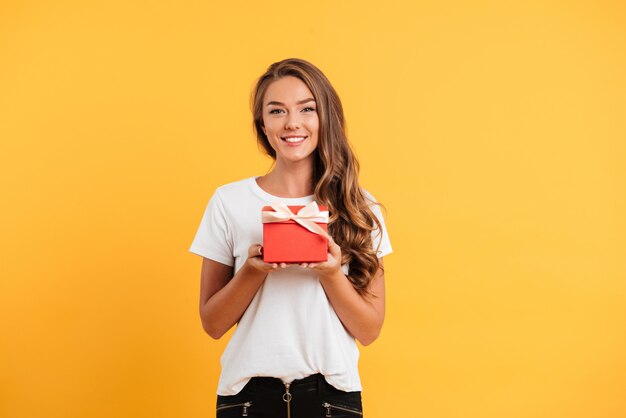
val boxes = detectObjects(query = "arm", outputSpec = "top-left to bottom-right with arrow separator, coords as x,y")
307,238 -> 386,346
199,245 -> 284,339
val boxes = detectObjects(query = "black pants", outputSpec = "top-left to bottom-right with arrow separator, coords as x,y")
216,373 -> 363,417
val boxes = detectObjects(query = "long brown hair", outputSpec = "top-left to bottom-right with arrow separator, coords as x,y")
251,58 -> 384,295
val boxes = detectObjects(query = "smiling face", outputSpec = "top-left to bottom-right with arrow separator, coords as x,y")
261,76 -> 319,166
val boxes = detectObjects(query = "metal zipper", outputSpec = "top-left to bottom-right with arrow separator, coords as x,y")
283,383 -> 292,418
322,402 -> 363,417
216,401 -> 252,416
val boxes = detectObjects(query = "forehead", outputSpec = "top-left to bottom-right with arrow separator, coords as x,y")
264,76 -> 315,104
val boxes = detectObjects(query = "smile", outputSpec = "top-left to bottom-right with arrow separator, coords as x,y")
281,136 -> 307,144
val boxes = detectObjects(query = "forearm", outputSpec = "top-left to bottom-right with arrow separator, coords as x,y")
318,270 -> 385,346
200,263 -> 267,339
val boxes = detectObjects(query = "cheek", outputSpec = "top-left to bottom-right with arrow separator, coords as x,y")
309,117 -> 320,135
264,118 -> 283,135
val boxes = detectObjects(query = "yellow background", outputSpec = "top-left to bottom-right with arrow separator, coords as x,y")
1,1 -> 625,417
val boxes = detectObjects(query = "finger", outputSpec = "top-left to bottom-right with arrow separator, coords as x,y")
280,263 -> 287,268
328,240 -> 341,258
327,237 -> 340,254
271,263 -> 278,269
248,243 -> 263,258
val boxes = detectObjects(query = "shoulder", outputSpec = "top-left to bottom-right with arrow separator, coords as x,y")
360,188 -> 387,221
361,188 -> 377,203
215,176 -> 255,193
213,177 -> 257,200
361,188 -> 382,208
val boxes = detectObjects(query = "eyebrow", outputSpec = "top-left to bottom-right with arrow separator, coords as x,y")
266,98 -> 316,107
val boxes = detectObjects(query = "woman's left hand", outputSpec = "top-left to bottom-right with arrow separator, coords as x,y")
302,236 -> 342,278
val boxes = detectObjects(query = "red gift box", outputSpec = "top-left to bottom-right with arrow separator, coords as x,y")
262,202 -> 329,263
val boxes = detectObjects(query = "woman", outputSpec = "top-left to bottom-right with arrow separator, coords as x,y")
190,58 -> 392,417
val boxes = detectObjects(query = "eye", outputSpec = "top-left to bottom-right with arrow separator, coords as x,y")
269,109 -> 284,114
302,107 -> 316,112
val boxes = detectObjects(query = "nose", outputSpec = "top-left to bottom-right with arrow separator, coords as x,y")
285,113 -> 301,130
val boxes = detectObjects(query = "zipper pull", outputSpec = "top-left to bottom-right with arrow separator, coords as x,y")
283,383 -> 292,418
283,383 -> 292,402
242,401 -> 251,416
323,402 -> 332,417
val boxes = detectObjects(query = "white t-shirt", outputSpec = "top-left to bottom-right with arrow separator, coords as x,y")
189,176 -> 392,396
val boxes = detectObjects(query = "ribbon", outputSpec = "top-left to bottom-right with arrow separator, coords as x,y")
262,201 -> 329,239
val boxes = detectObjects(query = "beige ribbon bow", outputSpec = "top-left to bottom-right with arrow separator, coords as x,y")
261,201 -> 329,239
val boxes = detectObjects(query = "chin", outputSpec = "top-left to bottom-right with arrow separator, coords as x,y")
278,153 -> 315,164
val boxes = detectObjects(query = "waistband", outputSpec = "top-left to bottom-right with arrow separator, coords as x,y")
244,373 -> 332,394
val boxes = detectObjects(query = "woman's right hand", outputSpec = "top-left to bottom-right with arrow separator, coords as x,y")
245,243 -> 287,273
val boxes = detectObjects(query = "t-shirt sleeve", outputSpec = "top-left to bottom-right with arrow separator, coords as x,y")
188,189 -> 235,266
364,190 -> 393,258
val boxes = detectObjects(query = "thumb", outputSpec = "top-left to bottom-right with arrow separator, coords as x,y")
248,243 -> 263,258
327,235 -> 339,253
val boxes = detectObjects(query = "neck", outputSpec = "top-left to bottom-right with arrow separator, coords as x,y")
260,158 -> 315,198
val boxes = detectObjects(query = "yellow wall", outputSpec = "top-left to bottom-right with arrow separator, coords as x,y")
1,1 -> 625,417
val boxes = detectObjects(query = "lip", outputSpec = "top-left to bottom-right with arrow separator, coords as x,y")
281,135 -> 307,146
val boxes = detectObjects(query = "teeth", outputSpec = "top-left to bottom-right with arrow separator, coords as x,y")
284,136 -> 306,143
